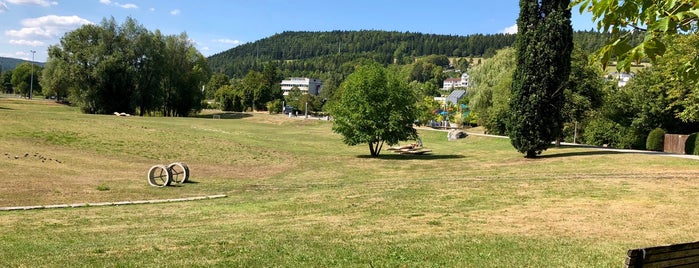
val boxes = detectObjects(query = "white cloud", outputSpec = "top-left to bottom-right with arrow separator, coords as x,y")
149,7 -> 154,11
213,38 -> 241,46
170,9 -> 180,15
22,15 -> 92,28
0,2 -> 8,12
6,0 -> 57,7
9,39 -> 44,46
502,24 -> 518,34
6,15 -> 93,39
117,3 -> 136,8
6,27 -> 51,38
99,0 -> 137,9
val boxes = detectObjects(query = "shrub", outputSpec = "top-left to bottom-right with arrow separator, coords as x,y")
584,117 -> 622,147
685,133 -> 699,155
266,99 -> 283,114
646,128 -> 665,151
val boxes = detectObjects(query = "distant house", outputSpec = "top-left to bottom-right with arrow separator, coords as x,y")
442,73 -> 470,90
443,78 -> 461,90
281,77 -> 322,96
617,72 -> 634,87
609,72 -> 635,87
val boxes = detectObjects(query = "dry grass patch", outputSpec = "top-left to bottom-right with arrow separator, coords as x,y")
470,177 -> 699,245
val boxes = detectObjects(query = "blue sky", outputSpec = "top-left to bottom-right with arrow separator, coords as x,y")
0,0 -> 597,62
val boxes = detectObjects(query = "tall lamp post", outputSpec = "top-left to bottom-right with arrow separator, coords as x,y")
29,50 -> 35,100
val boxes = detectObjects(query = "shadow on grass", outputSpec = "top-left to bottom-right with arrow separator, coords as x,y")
357,154 -> 465,160
538,150 -> 654,159
193,112 -> 253,120
0,106 -> 11,110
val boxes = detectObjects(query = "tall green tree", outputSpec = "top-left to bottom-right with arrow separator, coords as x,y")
508,0 -> 573,158
285,86 -> 304,112
329,62 -> 418,157
40,51 -> 71,101
11,62 -> 42,98
54,22 -> 107,113
131,28 -> 166,116
160,33 -> 210,116
469,47 -> 516,135
239,70 -> 264,111
260,61 -> 283,106
206,73 -> 231,100
561,48 -> 605,143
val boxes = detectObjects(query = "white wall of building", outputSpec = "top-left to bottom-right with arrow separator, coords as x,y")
281,77 -> 322,96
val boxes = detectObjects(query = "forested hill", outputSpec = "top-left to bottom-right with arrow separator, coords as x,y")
0,57 -> 30,71
208,30 -> 517,77
207,30 -> 624,86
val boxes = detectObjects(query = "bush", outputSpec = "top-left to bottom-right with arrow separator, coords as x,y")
646,128 -> 665,151
685,133 -> 699,155
584,117 -> 622,147
266,99 -> 283,114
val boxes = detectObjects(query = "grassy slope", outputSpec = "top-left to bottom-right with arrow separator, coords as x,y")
1,97 -> 699,267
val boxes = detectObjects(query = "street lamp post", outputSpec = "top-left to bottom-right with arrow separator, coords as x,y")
29,50 -> 35,100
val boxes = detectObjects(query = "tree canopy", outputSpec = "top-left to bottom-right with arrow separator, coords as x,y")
329,62 -> 418,157
469,47 -> 516,135
42,17 -> 210,116
572,0 -> 699,79
11,62 -> 41,99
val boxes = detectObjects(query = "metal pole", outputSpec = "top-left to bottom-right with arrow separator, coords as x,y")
305,102 -> 308,118
29,50 -> 35,99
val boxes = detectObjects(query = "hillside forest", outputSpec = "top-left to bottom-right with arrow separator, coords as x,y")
13,16 -> 698,151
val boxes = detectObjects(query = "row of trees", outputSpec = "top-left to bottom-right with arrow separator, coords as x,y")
41,17 -> 211,116
209,62 -> 283,112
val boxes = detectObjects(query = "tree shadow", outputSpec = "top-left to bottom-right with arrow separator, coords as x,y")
356,154 -> 465,160
0,107 -> 11,110
537,150 -> 629,159
192,112 -> 253,120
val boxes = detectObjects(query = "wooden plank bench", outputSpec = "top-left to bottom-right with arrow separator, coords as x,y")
625,241 -> 699,267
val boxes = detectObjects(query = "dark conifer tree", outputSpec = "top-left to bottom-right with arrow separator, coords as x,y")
508,0 -> 573,158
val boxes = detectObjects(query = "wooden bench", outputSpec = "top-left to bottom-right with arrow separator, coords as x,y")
625,241 -> 699,267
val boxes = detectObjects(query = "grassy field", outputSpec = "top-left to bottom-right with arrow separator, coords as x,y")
1,97 -> 699,267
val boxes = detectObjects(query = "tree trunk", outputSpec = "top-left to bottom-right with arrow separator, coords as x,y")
525,150 -> 537,158
369,143 -> 378,157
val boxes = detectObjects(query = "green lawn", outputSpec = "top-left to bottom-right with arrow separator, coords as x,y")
1,97 -> 698,267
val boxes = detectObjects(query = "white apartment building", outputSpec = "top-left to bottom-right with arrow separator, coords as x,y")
280,77 -> 322,96
442,73 -> 470,90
